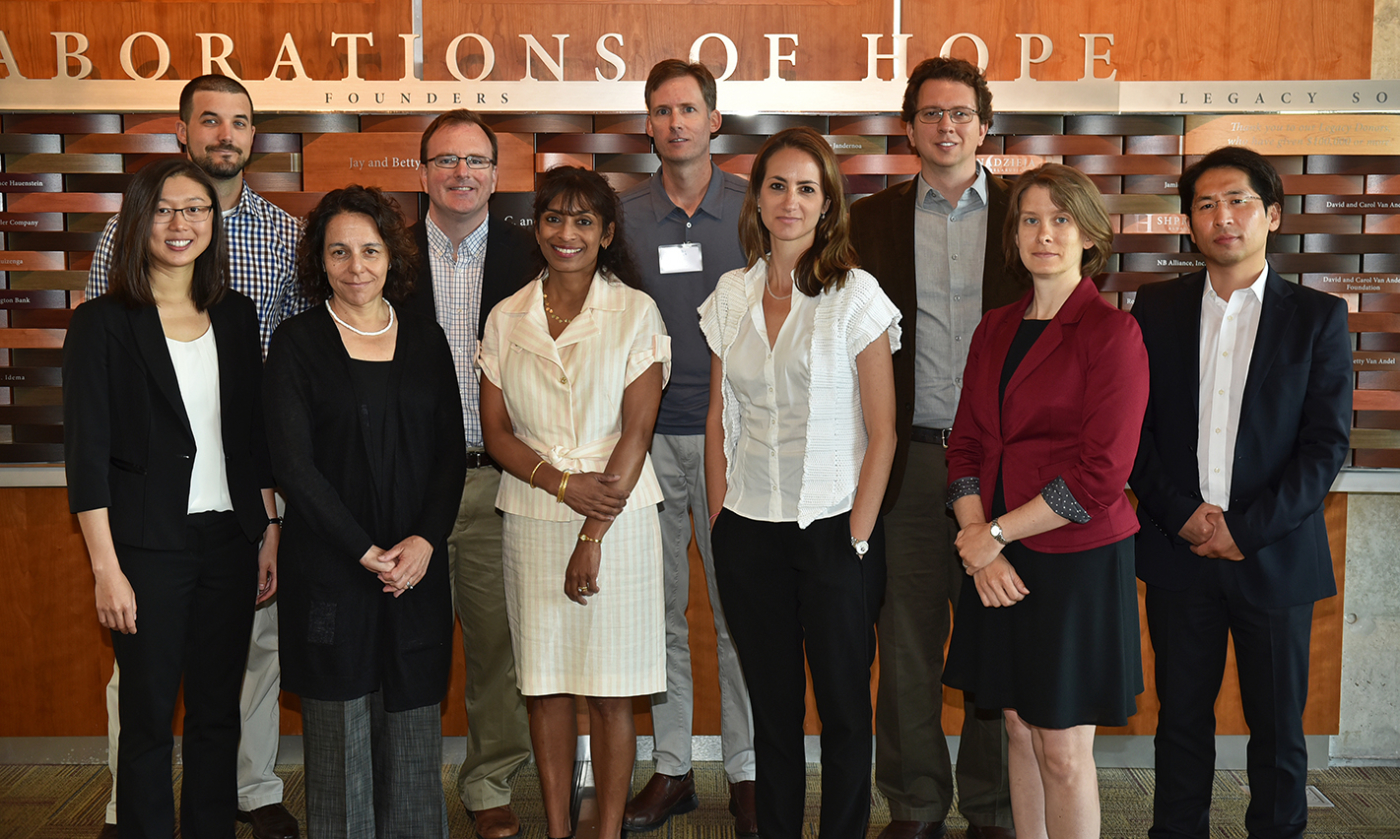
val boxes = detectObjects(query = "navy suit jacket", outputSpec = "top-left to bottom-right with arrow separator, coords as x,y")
402,215 -> 536,339
1129,267 -> 1352,608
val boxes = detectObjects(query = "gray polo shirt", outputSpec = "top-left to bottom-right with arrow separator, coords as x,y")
914,165 -> 990,428
621,164 -> 748,435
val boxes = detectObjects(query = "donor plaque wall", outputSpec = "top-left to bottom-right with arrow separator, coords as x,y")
0,0 -> 1390,739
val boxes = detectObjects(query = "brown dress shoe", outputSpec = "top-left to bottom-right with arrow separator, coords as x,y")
469,805 -> 522,839
728,780 -> 758,837
237,803 -> 300,839
97,826 -> 119,839
965,825 -> 1015,839
876,820 -> 948,839
621,769 -> 699,832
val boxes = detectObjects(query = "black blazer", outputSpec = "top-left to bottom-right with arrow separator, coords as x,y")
402,215 -> 537,339
63,291 -> 272,548
849,173 -> 1030,512
1130,268 -> 1352,608
263,305 -> 466,710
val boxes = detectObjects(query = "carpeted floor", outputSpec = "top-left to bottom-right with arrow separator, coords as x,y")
3,760 -> 1398,838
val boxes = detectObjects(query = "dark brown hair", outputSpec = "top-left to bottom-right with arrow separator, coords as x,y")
1179,145 -> 1284,217
530,166 -> 643,289
1002,163 -> 1114,280
738,127 -> 858,297
419,109 -> 499,165
644,59 -> 718,112
179,74 -> 253,124
108,158 -> 228,311
296,186 -> 419,305
901,56 -> 994,130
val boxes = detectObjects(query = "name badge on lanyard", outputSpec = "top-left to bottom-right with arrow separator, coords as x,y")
658,242 -> 703,274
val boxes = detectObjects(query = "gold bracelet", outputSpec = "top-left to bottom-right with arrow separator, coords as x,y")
528,460 -> 546,489
578,532 -> 602,544
556,470 -> 571,503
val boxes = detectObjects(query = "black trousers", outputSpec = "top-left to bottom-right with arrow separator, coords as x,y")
112,511 -> 257,839
1145,561 -> 1314,839
712,509 -> 885,839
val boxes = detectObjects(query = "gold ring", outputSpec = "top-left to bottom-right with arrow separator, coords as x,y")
577,586 -> 589,593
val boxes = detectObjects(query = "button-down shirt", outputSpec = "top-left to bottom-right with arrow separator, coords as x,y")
914,165 -> 989,427
620,165 -> 748,435
425,215 -> 491,447
86,184 -> 304,358
477,272 -> 672,521
1197,265 -> 1269,508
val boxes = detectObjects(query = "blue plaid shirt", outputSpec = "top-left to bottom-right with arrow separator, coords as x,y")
86,184 -> 305,358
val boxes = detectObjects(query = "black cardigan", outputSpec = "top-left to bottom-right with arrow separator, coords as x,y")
63,291 -> 272,548
263,305 -> 466,710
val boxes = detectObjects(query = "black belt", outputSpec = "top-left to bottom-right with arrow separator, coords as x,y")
465,450 -> 498,470
910,426 -> 953,447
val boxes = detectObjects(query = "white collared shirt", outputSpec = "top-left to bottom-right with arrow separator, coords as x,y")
1197,265 -> 1269,508
477,271 -> 672,521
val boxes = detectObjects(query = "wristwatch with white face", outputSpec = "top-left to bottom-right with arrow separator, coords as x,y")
989,518 -> 1009,546
851,536 -> 870,558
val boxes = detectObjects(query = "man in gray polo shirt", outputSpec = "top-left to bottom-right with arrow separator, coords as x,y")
618,58 -> 756,837
850,57 -> 1027,839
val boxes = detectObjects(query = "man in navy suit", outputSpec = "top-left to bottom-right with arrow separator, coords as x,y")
1130,146 -> 1352,839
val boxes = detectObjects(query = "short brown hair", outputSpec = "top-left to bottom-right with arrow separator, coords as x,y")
901,57 -> 994,130
420,110 -> 499,165
1002,163 -> 1113,280
738,127 -> 858,297
296,186 -> 419,305
644,59 -> 718,112
179,74 -> 252,124
109,158 -> 228,311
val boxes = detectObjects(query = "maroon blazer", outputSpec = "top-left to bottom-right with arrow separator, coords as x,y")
946,277 -> 1148,553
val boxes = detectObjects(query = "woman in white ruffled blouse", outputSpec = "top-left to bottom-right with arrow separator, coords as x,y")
699,126 -> 900,839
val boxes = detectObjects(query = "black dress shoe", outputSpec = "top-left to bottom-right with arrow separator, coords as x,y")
876,820 -> 948,839
621,770 -> 699,832
237,803 -> 300,839
965,825 -> 1015,839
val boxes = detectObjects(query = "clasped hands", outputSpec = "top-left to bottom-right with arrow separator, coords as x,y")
559,472 -> 627,606
954,522 -> 1030,608
360,535 -> 434,597
1179,503 -> 1244,561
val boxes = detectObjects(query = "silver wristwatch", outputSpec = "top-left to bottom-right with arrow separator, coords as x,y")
851,536 -> 870,558
989,518 -> 1010,546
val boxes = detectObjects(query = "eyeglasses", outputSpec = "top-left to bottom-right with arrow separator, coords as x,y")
152,205 -> 213,223
427,154 -> 496,170
1191,194 -> 1262,215
915,107 -> 978,125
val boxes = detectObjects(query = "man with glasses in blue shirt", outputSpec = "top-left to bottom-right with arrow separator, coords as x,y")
401,109 -> 535,839
849,57 -> 1024,839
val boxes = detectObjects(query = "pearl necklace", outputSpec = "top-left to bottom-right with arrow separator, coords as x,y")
326,299 -> 394,337
765,267 -> 795,300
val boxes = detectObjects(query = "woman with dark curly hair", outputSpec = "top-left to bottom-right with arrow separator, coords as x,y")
478,166 -> 669,839
263,185 -> 466,838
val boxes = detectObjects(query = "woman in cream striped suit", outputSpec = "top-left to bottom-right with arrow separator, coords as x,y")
479,166 -> 670,839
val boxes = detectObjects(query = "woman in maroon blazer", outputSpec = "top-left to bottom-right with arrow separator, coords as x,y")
942,163 -> 1148,839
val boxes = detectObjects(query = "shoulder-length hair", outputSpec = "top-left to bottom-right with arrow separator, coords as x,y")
530,166 -> 643,289
738,126 -> 858,297
296,186 -> 419,305
108,158 -> 229,311
1002,163 -> 1114,281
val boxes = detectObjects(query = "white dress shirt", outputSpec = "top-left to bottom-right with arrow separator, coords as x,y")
1197,265 -> 1269,508
166,326 -> 233,514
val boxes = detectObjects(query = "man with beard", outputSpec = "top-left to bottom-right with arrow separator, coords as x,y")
86,74 -> 303,839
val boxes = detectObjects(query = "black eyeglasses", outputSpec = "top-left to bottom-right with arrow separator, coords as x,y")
426,154 -> 496,170
152,206 -> 214,223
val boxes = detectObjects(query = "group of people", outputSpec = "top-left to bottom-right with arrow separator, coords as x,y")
63,55 -> 1351,839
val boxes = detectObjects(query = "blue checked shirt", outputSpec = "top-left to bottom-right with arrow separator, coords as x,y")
424,215 -> 491,448
86,185 -> 305,359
